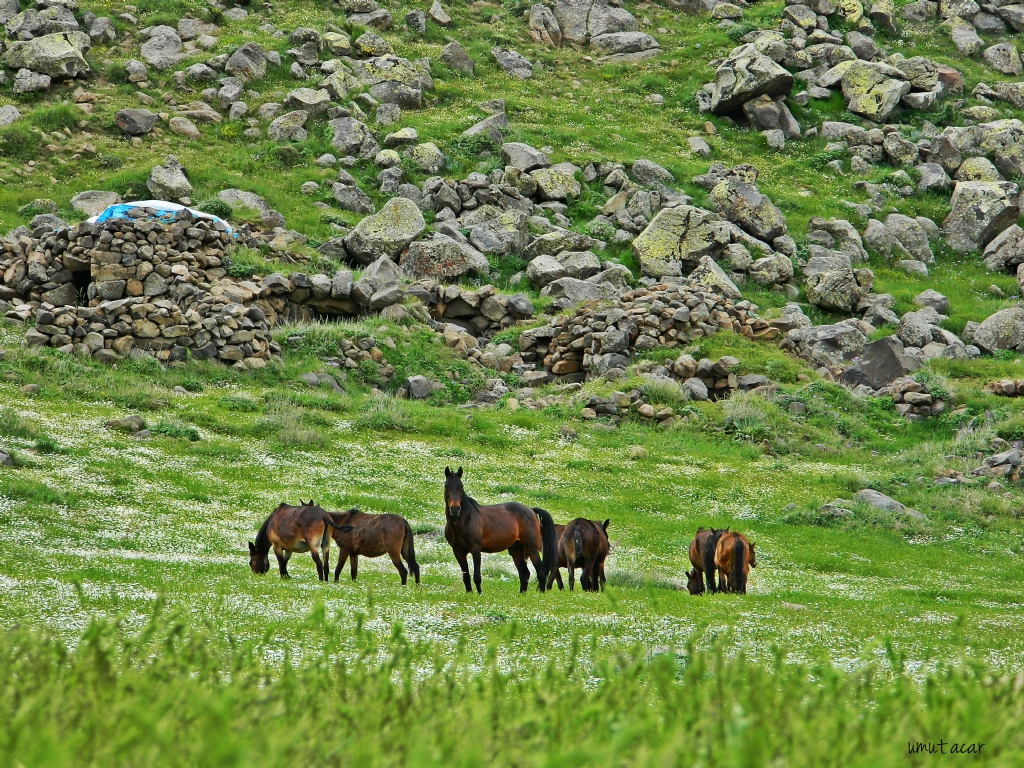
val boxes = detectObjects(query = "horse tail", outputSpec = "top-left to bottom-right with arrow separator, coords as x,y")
732,538 -> 745,594
323,517 -> 354,533
403,519 -> 419,580
534,507 -> 557,590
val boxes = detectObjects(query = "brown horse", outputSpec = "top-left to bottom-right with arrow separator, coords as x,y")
548,524 -> 567,589
687,526 -> 729,594
685,568 -> 704,595
329,508 -> 420,585
548,518 -> 610,592
249,502 -> 353,581
443,466 -> 557,594
714,531 -> 757,594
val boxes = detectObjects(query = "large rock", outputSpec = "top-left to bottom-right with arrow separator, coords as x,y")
687,254 -> 742,299
788,320 -> 870,366
225,43 -> 267,83
70,190 -> 120,216
942,181 -> 1020,253
465,208 -> 529,255
217,189 -> 270,214
966,305 -> 1024,352
283,88 -> 331,116
983,224 -> 1024,272
589,31 -> 658,56
884,214 -> 933,263
840,61 -> 910,122
840,335 -> 921,389
530,168 -> 581,200
330,117 -> 374,156
2,32 -> 90,78
804,252 -> 873,312
439,40 -> 474,75
8,6 -> 80,37
526,254 -> 566,287
0,105 -> 20,127
140,26 -> 184,70
114,108 -> 157,135
500,142 -> 550,172
0,0 -> 18,24
399,233 -> 489,280
984,43 -> 1023,76
553,0 -> 591,45
711,44 -> 794,114
353,55 -> 431,107
632,204 -> 731,277
267,110 -> 308,141
491,46 -> 533,79
344,197 -> 426,263
707,177 -> 786,242
528,4 -> 562,46
147,156 -> 192,200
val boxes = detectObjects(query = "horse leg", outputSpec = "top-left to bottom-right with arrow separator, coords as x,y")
274,545 -> 290,579
334,551 -> 347,582
350,554 -> 358,581
310,544 -> 326,582
453,549 -> 472,593
388,548 -> 408,585
567,562 -> 575,592
472,549 -> 482,594
527,549 -> 545,594
554,569 -> 564,590
509,545 -> 530,594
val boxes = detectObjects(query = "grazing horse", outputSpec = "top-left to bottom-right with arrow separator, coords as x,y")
685,568 -> 704,595
329,508 -> 420,585
714,531 -> 756,594
688,526 -> 730,594
249,503 -> 352,581
443,466 -> 557,594
548,518 -> 610,592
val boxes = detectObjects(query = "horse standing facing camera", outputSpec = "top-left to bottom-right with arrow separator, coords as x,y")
249,502 -> 353,581
442,466 -> 557,594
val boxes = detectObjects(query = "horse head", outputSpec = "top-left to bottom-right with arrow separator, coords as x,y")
749,542 -> 757,568
248,541 -> 269,575
685,569 -> 703,595
444,466 -> 465,519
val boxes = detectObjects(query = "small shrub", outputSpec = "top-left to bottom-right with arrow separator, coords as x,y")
34,435 -> 61,454
179,378 -> 205,393
218,395 -> 260,412
198,199 -> 233,220
274,145 -> 303,167
150,421 -> 201,441
355,359 -> 381,387
354,394 -> 408,431
29,104 -> 80,132
0,408 -> 37,440
642,377 -> 690,410
98,153 -> 125,169
0,125 -> 42,162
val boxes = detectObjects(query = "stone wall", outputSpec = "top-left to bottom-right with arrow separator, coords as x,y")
517,282 -> 777,384
23,294 -> 276,369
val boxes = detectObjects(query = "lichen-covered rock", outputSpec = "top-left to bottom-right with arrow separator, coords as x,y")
840,61 -> 910,122
267,110 -> 308,142
530,168 -> 581,200
711,43 -> 794,114
528,4 -> 562,46
500,142 -> 550,172
749,253 -> 794,285
147,156 -> 193,200
404,142 -> 446,172
399,234 -> 489,281
942,181 -> 1020,253
439,40 -> 474,75
804,251 -> 873,312
687,255 -> 742,299
2,32 -> 90,78
140,27 -> 184,70
491,46 -> 533,79
632,204 -> 732,277
344,197 -> 426,263
983,224 -> 1024,272
329,117 -> 374,156
966,305 -> 1024,352
225,42 -> 267,83
707,177 -> 787,242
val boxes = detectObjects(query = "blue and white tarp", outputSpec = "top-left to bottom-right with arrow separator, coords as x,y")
87,200 -> 233,232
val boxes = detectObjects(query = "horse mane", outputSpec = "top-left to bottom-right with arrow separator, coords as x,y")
462,494 -> 481,517
254,511 -> 276,555
335,507 -> 361,523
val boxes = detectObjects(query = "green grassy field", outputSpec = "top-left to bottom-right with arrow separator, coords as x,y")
4,0 -> 1024,760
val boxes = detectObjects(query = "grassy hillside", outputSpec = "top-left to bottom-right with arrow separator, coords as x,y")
4,0 -> 1024,761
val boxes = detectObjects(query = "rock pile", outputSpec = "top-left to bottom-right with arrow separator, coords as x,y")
983,378 -> 1024,396
24,295 -> 276,368
971,446 -> 1022,481
889,376 -> 945,420
517,279 -> 772,383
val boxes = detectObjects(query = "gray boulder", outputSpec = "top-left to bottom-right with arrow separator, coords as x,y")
70,190 -> 120,216
140,27 -> 184,70
439,40 -> 474,75
2,32 -> 90,78
840,336 -> 921,389
400,234 -> 489,280
528,4 -> 562,46
500,142 -> 550,172
146,155 -> 192,200
330,117 -> 374,156
942,181 -> 1020,253
13,68 -> 50,94
707,177 -> 787,242
114,108 -> 157,135
965,305 -> 1024,352
267,110 -> 308,142
344,197 -> 426,263
491,46 -> 533,79
225,42 -> 267,83
711,43 -> 794,114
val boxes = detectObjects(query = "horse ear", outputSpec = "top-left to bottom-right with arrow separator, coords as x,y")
603,519 -> 610,531
445,466 -> 451,477
456,466 -> 463,478
248,541 -> 255,553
